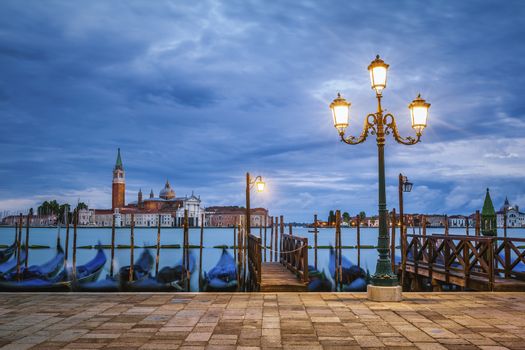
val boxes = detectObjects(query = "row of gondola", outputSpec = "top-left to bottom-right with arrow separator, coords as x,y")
0,238 -> 368,292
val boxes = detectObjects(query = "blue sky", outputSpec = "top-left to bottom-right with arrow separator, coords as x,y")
1,1 -> 525,221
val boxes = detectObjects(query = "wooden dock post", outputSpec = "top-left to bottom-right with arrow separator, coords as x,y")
444,214 -> 449,236
475,210 -> 480,236
16,214 -> 22,281
233,221 -> 237,262
269,216 -> 273,262
64,211 -> 70,268
314,214 -> 318,270
279,215 -> 284,262
289,223 -> 292,236
110,214 -> 116,276
199,213 -> 204,291
418,214 -> 422,235
155,214 -> 161,276
24,210 -> 31,268
237,219 -> 242,289
356,215 -> 361,270
274,217 -> 278,262
391,208 -> 396,273
72,210 -> 78,281
184,209 -> 189,291
335,210 -> 342,290
129,213 -> 135,282
422,215 -> 427,237
466,215 -> 470,236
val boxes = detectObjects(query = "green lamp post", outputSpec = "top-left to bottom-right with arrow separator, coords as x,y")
329,55 -> 430,297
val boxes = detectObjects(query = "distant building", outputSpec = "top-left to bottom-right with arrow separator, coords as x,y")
496,196 -> 525,228
425,215 -> 446,227
481,188 -> 497,236
205,206 -> 269,227
448,215 -> 467,228
104,149 -> 205,227
1,214 -> 57,226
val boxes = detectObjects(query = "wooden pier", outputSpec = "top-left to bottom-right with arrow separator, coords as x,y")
401,233 -> 525,292
247,232 -> 308,292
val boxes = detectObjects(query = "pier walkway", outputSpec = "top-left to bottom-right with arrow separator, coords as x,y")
248,233 -> 308,292
1,292 -> 525,349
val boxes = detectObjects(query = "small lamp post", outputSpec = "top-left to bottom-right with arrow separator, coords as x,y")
246,173 -> 265,236
398,174 -> 413,288
329,55 -> 430,301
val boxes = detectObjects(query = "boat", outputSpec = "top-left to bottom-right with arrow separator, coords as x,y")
78,249 -> 158,292
201,249 -> 237,292
128,252 -> 196,292
329,247 -> 368,291
0,248 -> 106,292
2,239 -> 64,281
307,265 -> 333,292
0,247 -> 27,276
0,241 -> 16,264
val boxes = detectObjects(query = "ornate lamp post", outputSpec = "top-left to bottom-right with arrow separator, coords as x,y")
246,173 -> 265,235
398,173 -> 413,288
329,55 -> 430,301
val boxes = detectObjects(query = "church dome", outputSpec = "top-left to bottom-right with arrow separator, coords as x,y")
159,180 -> 175,200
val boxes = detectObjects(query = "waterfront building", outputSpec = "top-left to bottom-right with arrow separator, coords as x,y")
205,206 -> 268,227
425,214 -> 446,227
481,188 -> 497,236
0,214 -> 57,226
448,215 -> 467,228
496,197 -> 525,228
106,149 -> 205,227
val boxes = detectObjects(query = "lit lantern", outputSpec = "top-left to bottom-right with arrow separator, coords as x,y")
255,179 -> 265,192
408,94 -> 430,134
329,93 -> 350,133
368,55 -> 389,95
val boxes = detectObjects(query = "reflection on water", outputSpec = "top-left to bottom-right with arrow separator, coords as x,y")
0,226 -> 523,291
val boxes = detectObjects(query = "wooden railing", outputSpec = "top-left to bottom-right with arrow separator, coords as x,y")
280,233 -> 309,283
403,234 -> 525,291
495,237 -> 525,281
247,234 -> 262,291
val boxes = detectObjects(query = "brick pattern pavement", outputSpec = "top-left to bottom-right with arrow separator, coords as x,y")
0,293 -> 524,349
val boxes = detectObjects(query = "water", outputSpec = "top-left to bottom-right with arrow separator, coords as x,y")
1,226 -> 524,291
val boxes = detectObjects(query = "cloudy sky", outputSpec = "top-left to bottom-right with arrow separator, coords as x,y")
1,1 -> 524,221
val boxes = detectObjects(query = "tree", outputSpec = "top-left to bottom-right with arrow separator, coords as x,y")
359,211 -> 366,220
328,210 -> 335,225
342,212 -> 350,223
76,202 -> 88,210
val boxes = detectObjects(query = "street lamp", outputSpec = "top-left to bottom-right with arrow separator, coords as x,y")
398,173 -> 412,288
246,173 -> 265,235
329,55 -> 430,301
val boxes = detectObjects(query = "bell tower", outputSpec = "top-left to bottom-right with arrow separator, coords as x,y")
112,148 -> 125,209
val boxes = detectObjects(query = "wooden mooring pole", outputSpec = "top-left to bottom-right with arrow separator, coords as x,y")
199,213 -> 204,291
504,209 -> 507,238
391,208 -> 396,273
16,214 -> 22,281
72,210 -> 78,281
233,221 -> 237,262
269,216 -> 273,262
356,215 -> 361,270
279,215 -> 284,262
335,210 -> 342,290
314,214 -> 318,270
422,215 -> 427,237
263,216 -> 267,262
184,209 -> 189,291
475,210 -> 480,236
129,213 -> 135,282
110,214 -> 116,276
24,210 -> 31,268
466,215 -> 470,236
444,214 -> 449,236
274,217 -> 278,262
155,214 -> 161,276
64,211 -> 70,268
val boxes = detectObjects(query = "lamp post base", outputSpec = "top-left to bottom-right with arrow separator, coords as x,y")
367,285 -> 402,302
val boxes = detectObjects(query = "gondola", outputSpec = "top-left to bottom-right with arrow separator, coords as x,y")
329,247 -> 368,291
1,240 -> 64,281
0,248 -> 106,292
307,265 -> 333,292
0,241 -> 16,264
128,252 -> 196,292
201,249 -> 237,292
0,247 -> 27,276
78,249 -> 158,292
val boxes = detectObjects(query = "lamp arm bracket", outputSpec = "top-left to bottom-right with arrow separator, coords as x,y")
383,113 -> 421,145
340,114 -> 377,145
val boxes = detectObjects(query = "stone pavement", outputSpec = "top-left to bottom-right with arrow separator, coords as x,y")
0,293 -> 524,350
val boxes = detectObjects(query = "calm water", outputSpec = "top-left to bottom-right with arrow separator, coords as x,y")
1,226 -> 524,291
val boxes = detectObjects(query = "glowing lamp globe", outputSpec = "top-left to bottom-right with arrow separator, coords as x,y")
329,93 -> 350,133
255,180 -> 265,193
408,94 -> 430,135
368,55 -> 389,95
